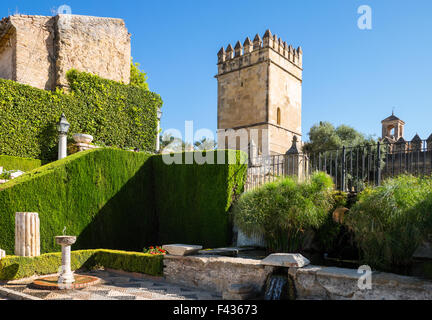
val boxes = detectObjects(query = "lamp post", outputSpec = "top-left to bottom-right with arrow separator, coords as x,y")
57,113 -> 70,160
156,108 -> 162,153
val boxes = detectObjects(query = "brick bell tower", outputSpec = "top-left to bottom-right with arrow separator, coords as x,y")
216,29 -> 303,156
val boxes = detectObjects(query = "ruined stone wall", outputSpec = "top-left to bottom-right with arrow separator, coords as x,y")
0,30 -> 15,80
0,14 -> 131,90
55,15 -> 131,88
12,15 -> 55,90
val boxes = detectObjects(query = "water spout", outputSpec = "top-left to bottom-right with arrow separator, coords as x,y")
264,274 -> 291,300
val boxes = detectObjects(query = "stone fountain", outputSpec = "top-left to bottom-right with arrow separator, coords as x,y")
31,234 -> 100,290
56,235 -> 77,285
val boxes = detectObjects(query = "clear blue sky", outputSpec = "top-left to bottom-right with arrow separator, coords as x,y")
3,0 -> 432,142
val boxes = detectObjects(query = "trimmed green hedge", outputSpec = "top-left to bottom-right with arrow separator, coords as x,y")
153,150 -> 247,248
0,155 -> 42,172
0,70 -> 162,161
0,148 -> 157,254
0,149 -> 247,254
0,249 -> 163,280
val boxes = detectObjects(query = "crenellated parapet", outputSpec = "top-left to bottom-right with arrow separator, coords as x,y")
217,29 -> 302,76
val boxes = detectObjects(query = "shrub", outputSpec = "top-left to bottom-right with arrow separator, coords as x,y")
0,155 -> 42,172
233,172 -> 335,252
344,175 -> 432,270
0,148 -> 157,254
0,249 -> 163,280
153,150 -> 248,248
0,70 -> 162,161
0,149 -> 247,254
313,191 -> 348,253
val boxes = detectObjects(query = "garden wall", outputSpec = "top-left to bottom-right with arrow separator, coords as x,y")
0,149 -> 247,254
163,255 -> 432,299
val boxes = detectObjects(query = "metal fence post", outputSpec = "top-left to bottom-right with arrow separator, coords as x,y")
341,146 -> 346,192
376,141 -> 381,186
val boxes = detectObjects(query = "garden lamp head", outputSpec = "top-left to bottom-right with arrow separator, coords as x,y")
57,113 -> 70,134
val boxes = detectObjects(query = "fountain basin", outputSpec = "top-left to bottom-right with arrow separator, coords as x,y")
55,236 -> 76,246
32,274 -> 101,290
73,133 -> 93,144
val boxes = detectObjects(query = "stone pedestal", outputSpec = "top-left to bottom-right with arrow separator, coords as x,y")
58,133 -> 68,160
55,236 -> 77,285
15,212 -> 40,257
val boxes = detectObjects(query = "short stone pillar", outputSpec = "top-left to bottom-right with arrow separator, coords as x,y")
285,136 -> 308,181
15,212 -> 40,257
55,236 -> 77,285
0,249 -> 6,260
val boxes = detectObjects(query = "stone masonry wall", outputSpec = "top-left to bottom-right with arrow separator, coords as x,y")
55,15 -> 131,88
163,255 -> 275,294
0,30 -> 15,80
164,255 -> 432,300
13,15 -> 56,90
289,265 -> 432,300
217,31 -> 303,155
0,14 -> 131,90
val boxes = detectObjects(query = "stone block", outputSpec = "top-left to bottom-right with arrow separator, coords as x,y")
261,253 -> 310,268
162,244 -> 203,256
223,283 -> 257,300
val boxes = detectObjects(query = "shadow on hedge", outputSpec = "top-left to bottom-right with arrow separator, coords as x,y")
76,160 -> 158,251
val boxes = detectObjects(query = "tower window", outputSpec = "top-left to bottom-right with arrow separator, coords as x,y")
277,108 -> 281,125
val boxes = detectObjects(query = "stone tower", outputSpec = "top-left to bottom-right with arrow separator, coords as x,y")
381,112 -> 405,143
216,30 -> 303,156
0,14 -> 131,90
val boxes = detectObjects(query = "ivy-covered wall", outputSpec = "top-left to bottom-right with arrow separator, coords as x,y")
0,70 -> 162,161
0,149 -> 247,254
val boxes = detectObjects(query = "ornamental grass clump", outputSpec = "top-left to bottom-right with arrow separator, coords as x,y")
344,174 -> 432,270
233,172 -> 335,252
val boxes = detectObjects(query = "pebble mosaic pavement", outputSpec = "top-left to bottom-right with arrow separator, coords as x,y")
0,270 -> 222,300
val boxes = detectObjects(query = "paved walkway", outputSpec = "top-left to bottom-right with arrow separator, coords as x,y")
0,270 -> 222,300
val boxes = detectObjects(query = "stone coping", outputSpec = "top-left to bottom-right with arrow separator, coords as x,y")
289,265 -> 432,300
164,254 -> 264,266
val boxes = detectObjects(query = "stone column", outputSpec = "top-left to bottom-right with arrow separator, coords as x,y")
58,133 -> 68,160
0,249 -> 5,260
15,212 -> 40,257
156,120 -> 161,153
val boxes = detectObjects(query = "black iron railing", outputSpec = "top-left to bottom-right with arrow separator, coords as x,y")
245,140 -> 432,192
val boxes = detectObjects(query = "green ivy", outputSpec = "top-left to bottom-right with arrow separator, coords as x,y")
0,70 -> 162,161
